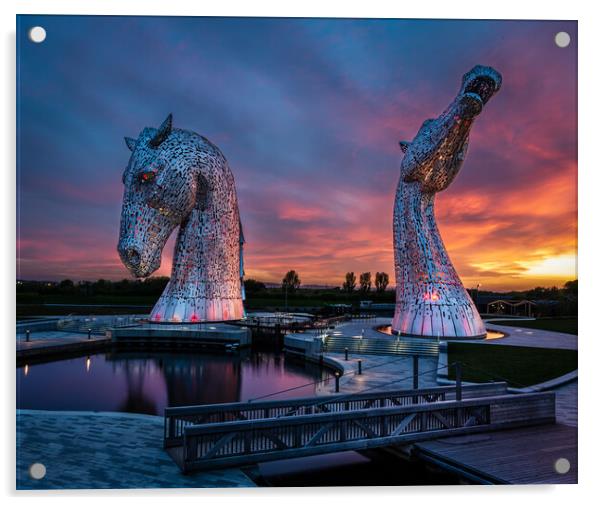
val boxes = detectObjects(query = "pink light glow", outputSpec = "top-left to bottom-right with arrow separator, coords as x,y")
423,292 -> 440,302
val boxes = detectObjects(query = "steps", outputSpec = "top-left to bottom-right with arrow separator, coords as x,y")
323,334 -> 439,356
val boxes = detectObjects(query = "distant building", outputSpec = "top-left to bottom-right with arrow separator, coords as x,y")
486,299 -> 537,317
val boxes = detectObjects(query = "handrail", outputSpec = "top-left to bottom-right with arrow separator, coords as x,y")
165,382 -> 506,417
163,382 -> 507,445
174,391 -> 555,472
182,391 -> 548,435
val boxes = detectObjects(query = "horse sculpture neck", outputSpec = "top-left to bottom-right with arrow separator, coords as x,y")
392,181 -> 485,337
150,150 -> 245,323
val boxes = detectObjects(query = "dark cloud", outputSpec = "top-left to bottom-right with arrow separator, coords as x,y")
17,16 -> 577,289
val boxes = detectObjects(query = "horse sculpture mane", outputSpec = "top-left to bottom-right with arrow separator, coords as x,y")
392,65 -> 502,338
117,114 -> 245,323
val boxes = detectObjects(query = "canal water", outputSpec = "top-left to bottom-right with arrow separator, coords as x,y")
16,350 -> 332,415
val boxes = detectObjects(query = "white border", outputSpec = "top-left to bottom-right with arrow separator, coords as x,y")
2,1 -> 599,503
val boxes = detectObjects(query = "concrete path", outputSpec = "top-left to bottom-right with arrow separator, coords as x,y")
475,323 -> 576,350
326,316 -> 577,350
16,410 -> 255,489
319,353 -> 440,395
17,333 -> 108,351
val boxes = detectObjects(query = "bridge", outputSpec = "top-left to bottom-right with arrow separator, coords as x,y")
163,382 -> 556,473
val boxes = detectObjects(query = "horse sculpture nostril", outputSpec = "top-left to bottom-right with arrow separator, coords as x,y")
126,248 -> 141,266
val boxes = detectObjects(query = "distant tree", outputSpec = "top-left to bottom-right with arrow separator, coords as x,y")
342,272 -> 356,293
375,272 -> 390,293
282,270 -> 301,293
58,279 -> 74,293
244,278 -> 267,294
359,272 -> 371,294
142,276 -> 170,295
564,279 -> 578,297
94,278 -> 111,294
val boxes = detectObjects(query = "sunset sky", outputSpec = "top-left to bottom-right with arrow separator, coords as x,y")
16,16 -> 577,291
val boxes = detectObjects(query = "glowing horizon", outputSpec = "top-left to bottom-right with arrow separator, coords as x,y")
16,17 -> 577,292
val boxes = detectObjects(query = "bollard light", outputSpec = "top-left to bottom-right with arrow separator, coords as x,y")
335,372 -> 340,393
344,347 -> 349,361
25,330 -> 30,342
88,328 -> 92,340
358,359 -> 362,375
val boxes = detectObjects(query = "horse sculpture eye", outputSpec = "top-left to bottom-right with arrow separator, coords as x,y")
139,171 -> 156,183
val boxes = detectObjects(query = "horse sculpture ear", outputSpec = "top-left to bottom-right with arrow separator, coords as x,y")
125,137 -> 137,151
149,113 -> 173,147
399,141 -> 411,153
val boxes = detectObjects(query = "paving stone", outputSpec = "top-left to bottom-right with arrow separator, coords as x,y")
16,410 -> 255,489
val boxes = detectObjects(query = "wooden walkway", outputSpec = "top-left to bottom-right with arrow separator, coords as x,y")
163,384 -> 556,473
411,423 -> 577,484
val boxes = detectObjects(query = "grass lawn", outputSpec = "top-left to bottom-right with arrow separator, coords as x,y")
488,317 -> 577,335
447,342 -> 577,387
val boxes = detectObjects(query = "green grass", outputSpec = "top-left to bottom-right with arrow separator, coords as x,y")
488,317 -> 577,335
447,342 -> 577,387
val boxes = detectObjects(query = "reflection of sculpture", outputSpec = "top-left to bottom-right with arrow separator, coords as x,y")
110,353 -> 243,413
117,360 -> 158,415
162,357 -> 241,406
392,66 -> 502,338
117,115 -> 245,323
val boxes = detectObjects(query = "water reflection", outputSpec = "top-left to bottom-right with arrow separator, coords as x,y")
17,351 -> 331,416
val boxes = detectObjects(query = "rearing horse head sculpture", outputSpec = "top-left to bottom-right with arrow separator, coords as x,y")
117,114 -> 245,323
392,65 -> 502,338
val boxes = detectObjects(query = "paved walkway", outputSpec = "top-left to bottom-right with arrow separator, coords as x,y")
319,353 -> 440,395
325,316 -> 577,350
17,333 -> 109,351
16,410 -> 255,489
470,322 -> 577,350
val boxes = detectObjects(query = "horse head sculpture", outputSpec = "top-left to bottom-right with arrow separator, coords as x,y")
117,114 -> 245,323
392,65 -> 502,338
